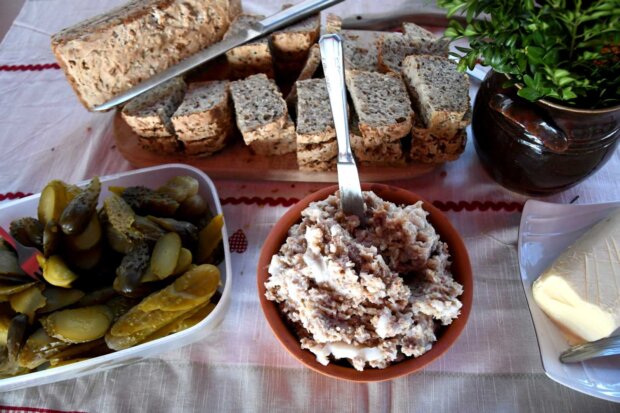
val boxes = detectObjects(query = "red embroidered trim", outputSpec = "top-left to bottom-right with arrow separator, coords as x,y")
0,64 -> 60,72
0,406 -> 85,413
0,192 -> 32,201
1,192 -> 523,212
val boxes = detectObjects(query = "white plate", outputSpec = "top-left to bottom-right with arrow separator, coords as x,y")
0,164 -> 231,392
518,199 -> 620,403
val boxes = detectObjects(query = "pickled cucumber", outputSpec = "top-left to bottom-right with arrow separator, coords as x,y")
59,177 -> 101,235
121,186 -> 179,217
41,306 -> 113,343
146,216 -> 198,245
66,213 -> 101,251
38,255 -> 79,288
157,176 -> 199,203
196,214 -> 224,263
115,242 -> 150,295
9,217 -> 43,249
9,284 -> 46,323
150,233 -> 181,279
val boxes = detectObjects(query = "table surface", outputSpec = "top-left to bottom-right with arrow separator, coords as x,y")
0,1 -> 619,412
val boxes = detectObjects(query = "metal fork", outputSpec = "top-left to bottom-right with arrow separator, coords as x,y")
0,225 -> 42,280
560,330 -> 620,363
319,33 -> 365,221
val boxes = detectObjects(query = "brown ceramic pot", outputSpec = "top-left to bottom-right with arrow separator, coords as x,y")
473,71 -> 620,196
257,184 -> 473,382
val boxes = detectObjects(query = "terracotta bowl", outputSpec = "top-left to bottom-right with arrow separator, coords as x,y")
257,183 -> 473,382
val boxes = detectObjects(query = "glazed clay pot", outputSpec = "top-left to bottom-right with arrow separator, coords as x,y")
472,71 -> 620,196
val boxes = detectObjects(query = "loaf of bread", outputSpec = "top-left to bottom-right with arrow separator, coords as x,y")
402,54 -> 470,137
51,0 -> 241,110
171,80 -> 233,156
121,77 -> 187,138
378,22 -> 448,74
230,74 -> 295,155
410,123 -> 467,163
138,136 -> 180,154
224,14 -> 274,79
295,79 -> 337,171
345,70 -> 413,144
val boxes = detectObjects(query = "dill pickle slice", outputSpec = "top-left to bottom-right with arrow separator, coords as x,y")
132,215 -> 165,243
66,213 -> 101,251
173,248 -> 192,276
0,250 -> 26,278
196,214 -> 224,263
17,328 -> 70,369
37,180 -> 71,225
146,216 -> 198,245
106,224 -> 135,254
9,284 -> 46,323
0,313 -> 11,346
42,219 -> 61,258
157,176 -> 199,203
115,242 -> 150,295
150,233 -> 181,279
9,217 -> 43,249
39,287 -> 85,314
41,305 -> 113,343
143,301 -> 215,343
48,338 -> 110,367
39,255 -> 79,288
106,265 -> 219,349
122,186 -> 179,217
69,243 -> 102,271
59,177 -> 101,235
7,314 -> 28,361
0,282 -> 36,296
177,194 -> 208,221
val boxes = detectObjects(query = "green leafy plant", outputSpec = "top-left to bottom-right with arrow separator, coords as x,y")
438,0 -> 620,108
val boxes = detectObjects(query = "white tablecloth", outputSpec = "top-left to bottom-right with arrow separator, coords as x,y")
0,1 -> 618,412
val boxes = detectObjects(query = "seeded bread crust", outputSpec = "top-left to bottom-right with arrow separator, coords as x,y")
285,44 -> 321,107
171,80 -> 232,145
138,136 -> 180,154
402,54 -> 470,137
410,128 -> 467,163
230,74 -> 290,145
294,79 -> 336,145
224,15 -> 274,79
345,70 -> 413,143
51,0 -> 240,110
271,13 -> 320,73
377,29 -> 448,74
248,117 -> 296,156
182,126 -> 232,156
325,13 -> 342,34
298,157 -> 337,172
121,77 -> 187,138
343,32 -> 380,72
349,114 -> 406,166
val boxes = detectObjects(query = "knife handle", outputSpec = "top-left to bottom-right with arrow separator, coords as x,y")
260,0 -> 344,32
319,33 -> 353,164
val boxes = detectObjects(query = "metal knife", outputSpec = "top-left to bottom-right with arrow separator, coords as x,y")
93,0 -> 345,112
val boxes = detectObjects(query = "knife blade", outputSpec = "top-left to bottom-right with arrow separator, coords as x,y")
93,0 -> 345,112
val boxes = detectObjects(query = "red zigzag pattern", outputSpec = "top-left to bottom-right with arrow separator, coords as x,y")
1,193 -> 523,212
0,63 -> 60,72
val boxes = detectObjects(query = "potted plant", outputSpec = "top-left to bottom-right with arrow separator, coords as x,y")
437,0 -> 620,195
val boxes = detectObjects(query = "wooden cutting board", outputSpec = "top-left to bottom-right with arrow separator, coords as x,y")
113,112 -> 437,182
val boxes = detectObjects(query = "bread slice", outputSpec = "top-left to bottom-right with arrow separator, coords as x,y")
343,31 -> 380,72
345,70 -> 413,144
121,77 -> 187,138
171,80 -> 233,142
182,127 -> 232,156
248,117 -> 296,156
224,15 -> 274,78
295,79 -> 335,144
349,112 -> 405,166
230,74 -> 289,145
402,55 -> 470,137
51,0 -> 240,110
285,44 -> 321,107
325,13 -> 342,34
410,126 -> 467,163
378,28 -> 448,74
297,140 -> 338,171
270,13 -> 320,74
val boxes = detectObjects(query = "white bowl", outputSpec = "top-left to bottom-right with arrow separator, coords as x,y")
0,164 -> 231,392
518,199 -> 620,403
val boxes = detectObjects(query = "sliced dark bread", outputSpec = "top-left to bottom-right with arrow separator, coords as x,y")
285,44 -> 321,107
170,81 -> 233,156
402,54 -> 470,137
349,111 -> 405,166
297,140 -> 338,171
121,77 -> 187,138
270,13 -> 320,74
138,136 -> 180,154
230,74 -> 289,145
342,31 -> 380,72
325,13 -> 342,33
345,70 -> 413,143
224,14 -> 274,78
249,116 -> 296,156
295,79 -> 335,144
410,126 -> 467,163
378,27 -> 448,74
